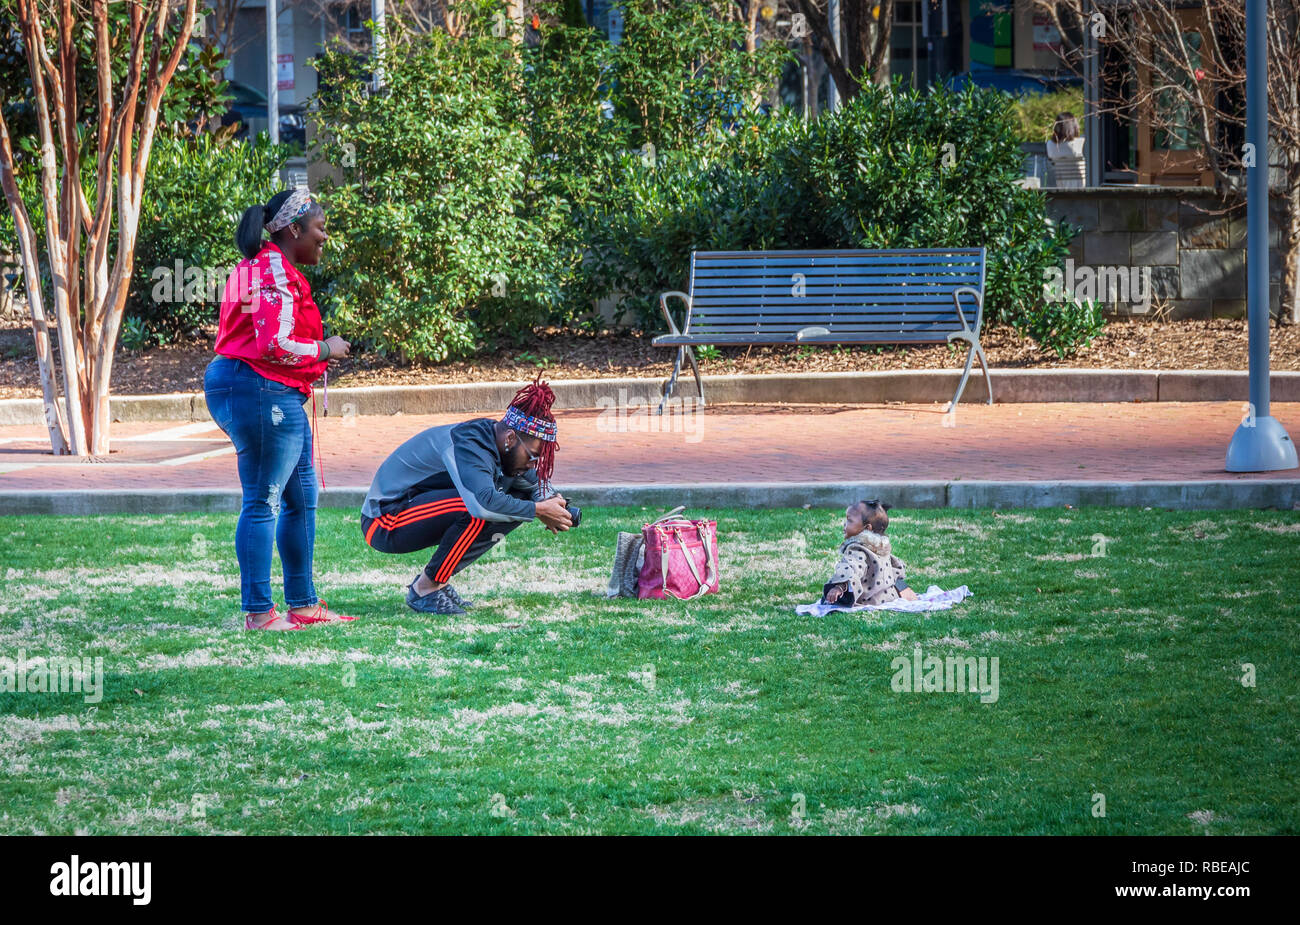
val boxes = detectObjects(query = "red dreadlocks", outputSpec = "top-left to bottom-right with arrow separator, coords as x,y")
506,374 -> 559,483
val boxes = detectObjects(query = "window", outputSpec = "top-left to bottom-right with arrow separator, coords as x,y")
335,2 -> 368,41
1152,30 -> 1205,151
895,2 -> 921,26
346,6 -> 365,37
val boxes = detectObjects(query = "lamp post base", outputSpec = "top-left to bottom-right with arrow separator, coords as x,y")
1226,416 -> 1299,472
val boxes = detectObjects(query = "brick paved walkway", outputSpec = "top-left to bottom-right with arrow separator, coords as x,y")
0,401 -> 1297,492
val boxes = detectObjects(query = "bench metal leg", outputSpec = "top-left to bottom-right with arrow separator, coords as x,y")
658,345 -> 706,415
658,347 -> 684,415
976,342 -> 993,405
685,345 -> 706,407
946,334 -> 994,413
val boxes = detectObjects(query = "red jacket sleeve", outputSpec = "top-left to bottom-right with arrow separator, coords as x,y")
250,249 -> 322,366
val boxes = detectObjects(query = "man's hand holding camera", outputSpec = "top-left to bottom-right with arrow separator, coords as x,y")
536,494 -> 574,533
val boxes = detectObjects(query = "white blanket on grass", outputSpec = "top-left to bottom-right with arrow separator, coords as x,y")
795,585 -> 972,618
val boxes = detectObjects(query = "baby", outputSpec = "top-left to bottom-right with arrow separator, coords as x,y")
821,499 -> 919,607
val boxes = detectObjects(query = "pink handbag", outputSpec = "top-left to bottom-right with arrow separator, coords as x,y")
637,508 -> 720,600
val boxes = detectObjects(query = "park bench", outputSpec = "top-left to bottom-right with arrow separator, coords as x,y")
653,248 -> 993,415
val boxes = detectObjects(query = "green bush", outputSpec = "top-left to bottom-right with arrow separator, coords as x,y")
310,0 -> 788,360
583,81 -> 1077,330
128,132 -> 290,341
311,20 -> 555,362
1015,294 -> 1106,358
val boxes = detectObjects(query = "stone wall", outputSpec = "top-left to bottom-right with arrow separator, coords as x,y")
1045,187 -> 1285,320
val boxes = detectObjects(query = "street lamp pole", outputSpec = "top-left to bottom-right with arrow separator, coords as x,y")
827,0 -> 841,112
267,0 -> 279,145
1226,0 -> 1297,471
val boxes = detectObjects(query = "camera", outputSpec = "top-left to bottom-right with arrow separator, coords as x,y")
534,482 -> 580,528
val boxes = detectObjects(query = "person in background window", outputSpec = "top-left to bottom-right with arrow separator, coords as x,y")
1048,112 -> 1086,188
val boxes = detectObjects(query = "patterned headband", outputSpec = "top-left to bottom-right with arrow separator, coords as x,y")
504,405 -> 557,442
265,188 -> 314,233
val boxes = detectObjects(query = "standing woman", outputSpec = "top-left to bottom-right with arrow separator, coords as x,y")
204,188 -> 356,630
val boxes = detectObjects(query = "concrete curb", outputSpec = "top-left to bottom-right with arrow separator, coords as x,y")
2,369 -> 1298,426
2,480 -> 1296,516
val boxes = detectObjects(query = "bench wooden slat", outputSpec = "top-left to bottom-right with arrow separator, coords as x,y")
693,268 -> 981,277
696,296 -> 972,306
653,332 -> 958,346
694,272 -> 980,281
693,249 -> 983,260
694,254 -> 982,265
695,330 -> 960,336
696,318 -> 972,328
693,265 -> 982,278
693,311 -> 966,320
693,288 -> 977,297
694,251 -> 982,261
692,319 -> 963,330
689,322 -> 963,331
693,294 -> 977,304
694,277 -> 981,287
693,319 -> 964,328
691,288 -> 977,300
692,281 -> 983,291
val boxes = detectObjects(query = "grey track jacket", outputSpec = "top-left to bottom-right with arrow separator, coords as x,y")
361,418 -> 545,522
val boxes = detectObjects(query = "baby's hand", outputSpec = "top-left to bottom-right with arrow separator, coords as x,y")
824,583 -> 846,603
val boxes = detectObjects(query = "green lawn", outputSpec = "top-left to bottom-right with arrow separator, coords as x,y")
1,505 -> 1297,835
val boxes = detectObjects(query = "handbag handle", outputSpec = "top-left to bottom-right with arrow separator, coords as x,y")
648,505 -> 687,526
664,524 -> 717,601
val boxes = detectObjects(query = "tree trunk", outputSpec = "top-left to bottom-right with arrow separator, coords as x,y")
1285,171 -> 1300,324
22,248 -> 70,455
0,117 -> 69,453
742,0 -> 762,108
90,242 -> 136,457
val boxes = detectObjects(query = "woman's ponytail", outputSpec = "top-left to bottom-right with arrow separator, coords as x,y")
236,203 -> 268,259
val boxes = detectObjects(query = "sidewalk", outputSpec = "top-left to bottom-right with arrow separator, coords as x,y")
1,401 -> 1297,502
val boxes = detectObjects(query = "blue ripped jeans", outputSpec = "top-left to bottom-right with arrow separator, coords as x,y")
203,356 -> 319,614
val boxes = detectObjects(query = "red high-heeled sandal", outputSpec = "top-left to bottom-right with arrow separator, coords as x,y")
245,606 -> 304,631
287,599 -> 357,625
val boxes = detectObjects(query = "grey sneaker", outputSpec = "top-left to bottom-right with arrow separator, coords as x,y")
443,584 -> 474,609
406,581 -> 466,615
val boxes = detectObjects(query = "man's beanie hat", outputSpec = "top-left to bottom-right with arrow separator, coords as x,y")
503,374 -> 559,482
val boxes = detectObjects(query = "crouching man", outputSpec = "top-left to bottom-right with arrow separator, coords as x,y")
361,377 -> 573,615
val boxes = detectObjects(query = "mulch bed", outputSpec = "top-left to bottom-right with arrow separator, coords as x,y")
1,318 -> 1298,400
